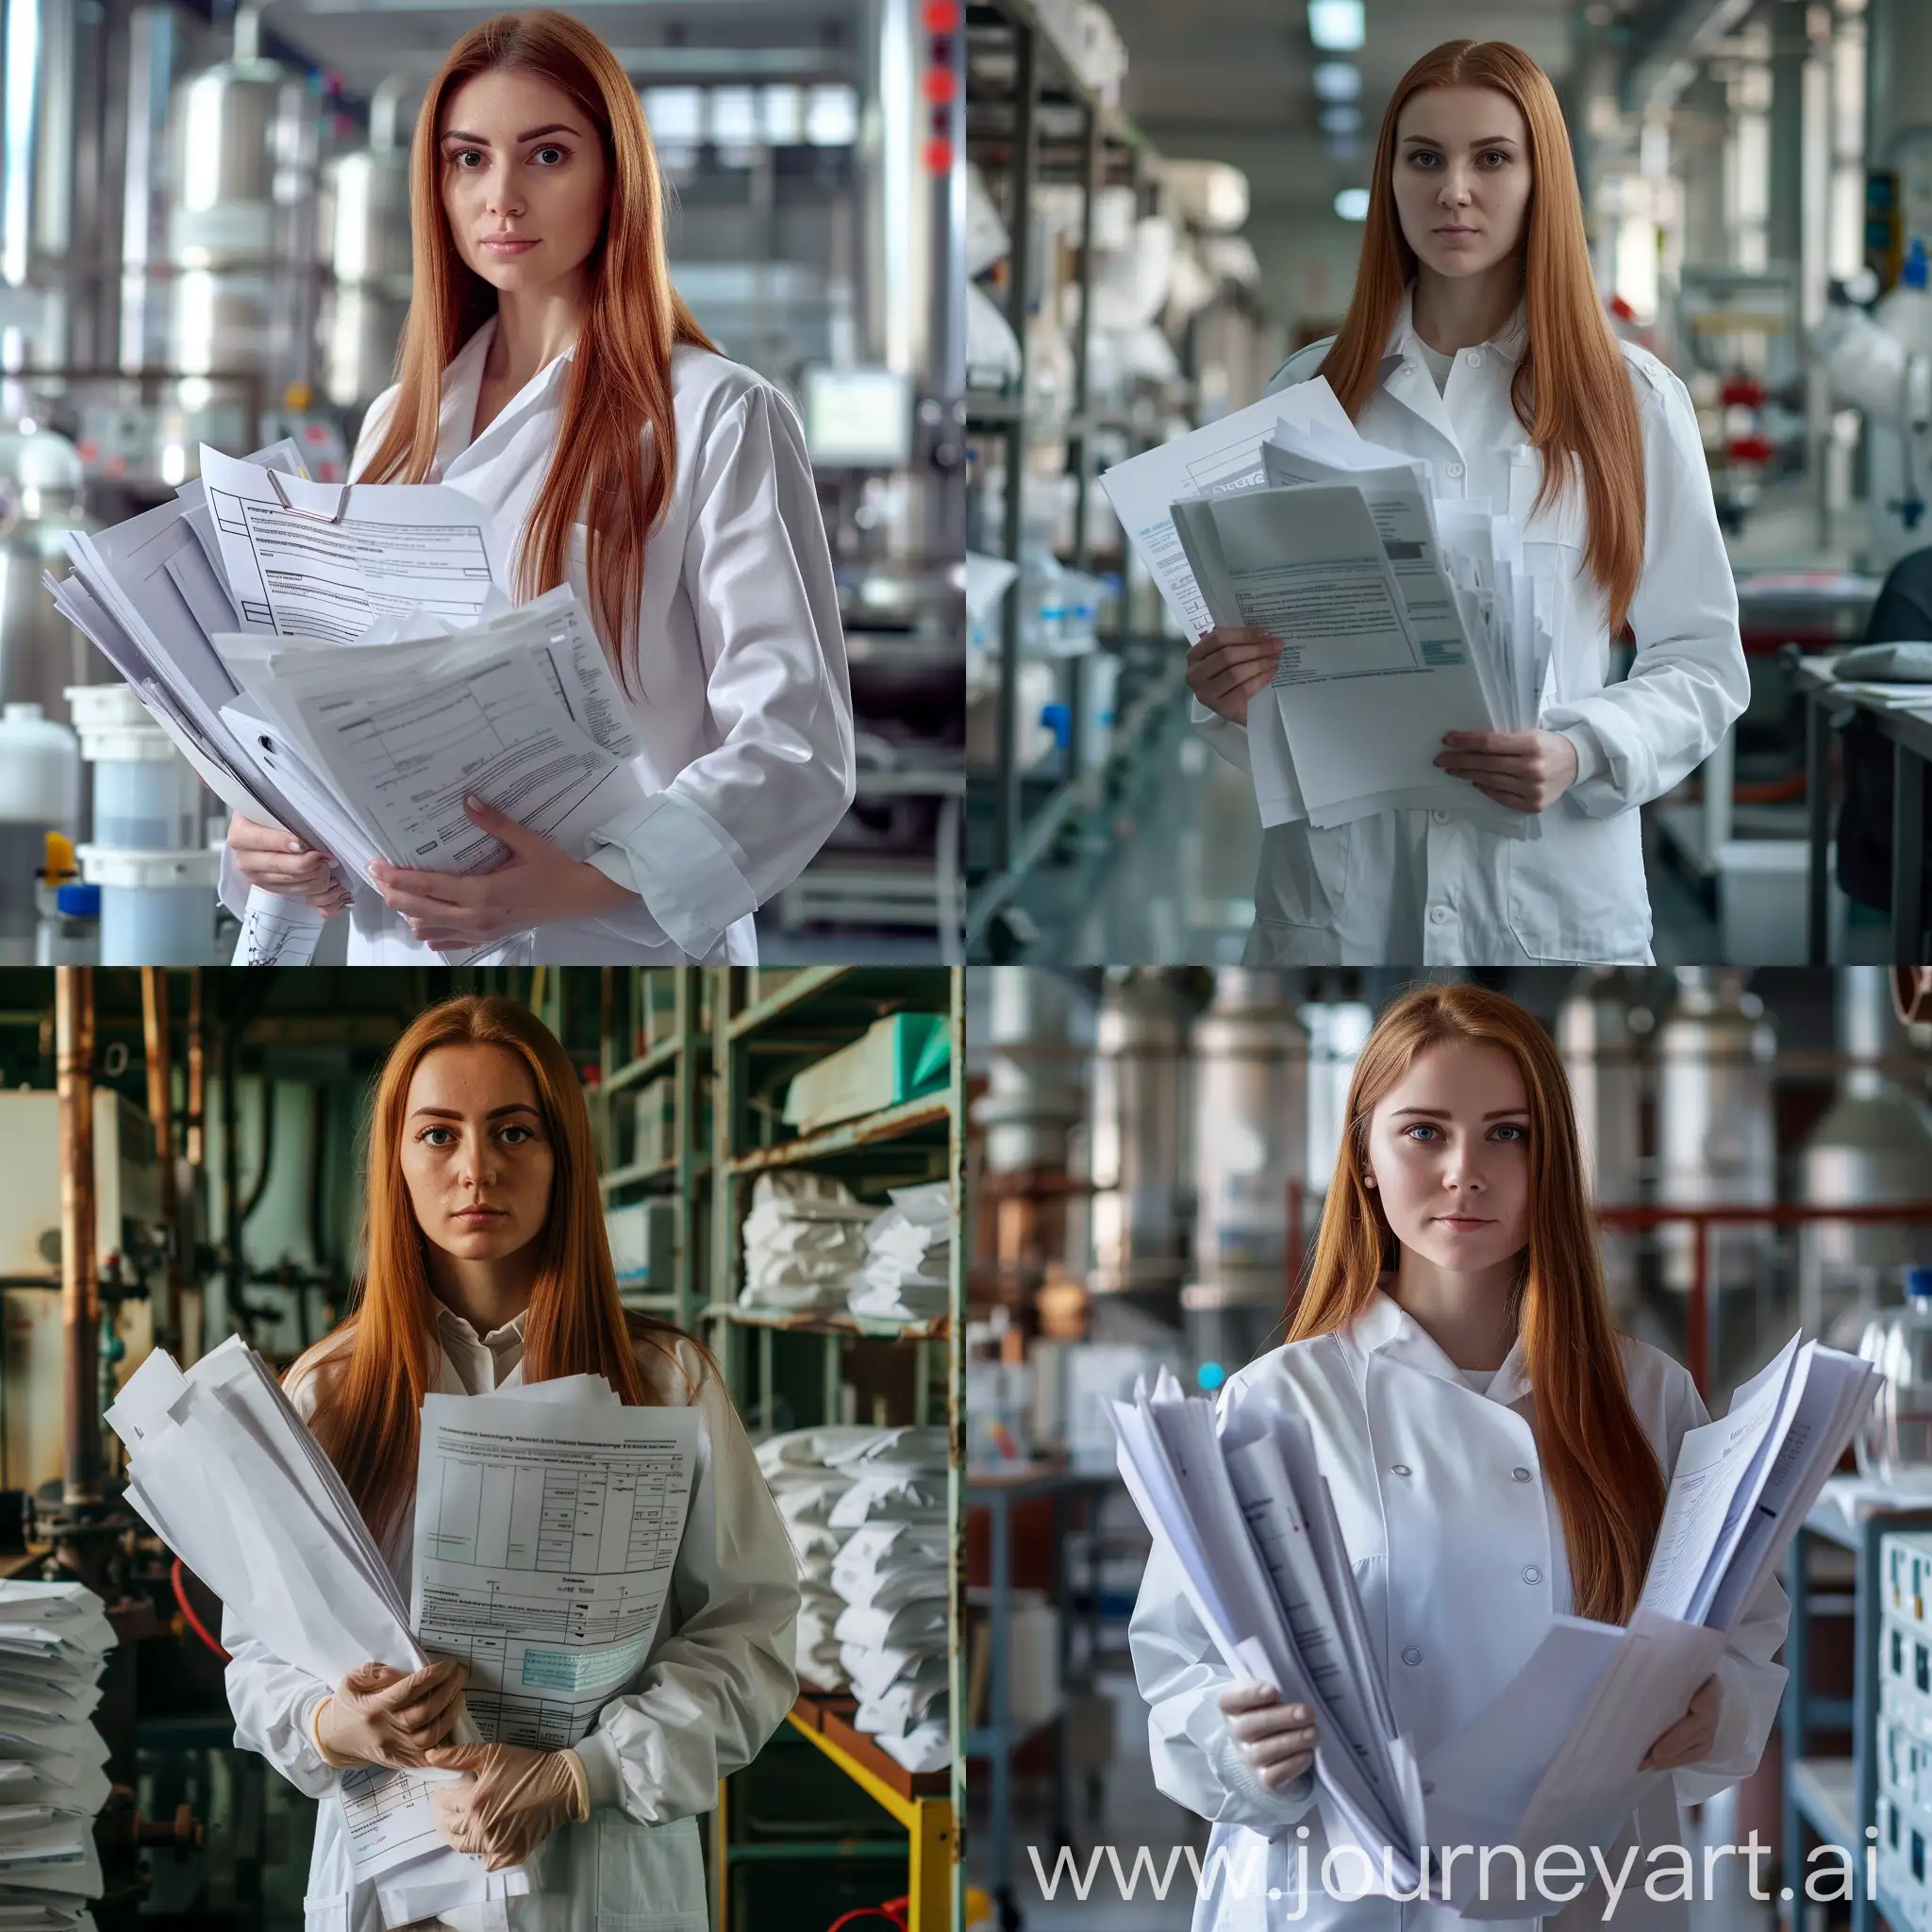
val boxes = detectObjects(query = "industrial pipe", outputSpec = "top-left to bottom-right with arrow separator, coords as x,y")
57,969 -> 98,1507
141,971 -> 182,1357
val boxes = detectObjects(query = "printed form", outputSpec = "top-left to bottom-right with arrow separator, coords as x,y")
411,1395 -> 700,1749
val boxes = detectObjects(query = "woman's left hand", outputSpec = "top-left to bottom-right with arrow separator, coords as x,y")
367,796 -> 638,948
425,1741 -> 586,1870
1640,1674 -> 1723,1771
1434,729 -> 1579,812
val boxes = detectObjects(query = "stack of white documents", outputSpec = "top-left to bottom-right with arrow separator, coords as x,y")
409,1378 -> 698,1755
847,1182 -> 952,1324
101,1338 -> 528,1926
739,1174 -> 875,1314
0,1582 -> 115,1932
1099,381 -> 1557,837
44,439 -> 649,967
1424,1330 -> 1878,1911
824,1429 -> 951,1773
1110,1366 -> 1428,1890
757,1426 -> 889,1692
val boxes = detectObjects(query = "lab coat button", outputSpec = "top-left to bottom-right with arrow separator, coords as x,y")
1512,1466 -> 1532,1482
1446,462 -> 1464,478
1422,1780 -> 1436,1796
1522,1565 -> 1542,1585
1431,810 -> 1449,824
1464,349 -> 1483,367
1428,905 -> 1451,925
1402,1647 -> 1424,1667
1391,1462 -> 1411,1476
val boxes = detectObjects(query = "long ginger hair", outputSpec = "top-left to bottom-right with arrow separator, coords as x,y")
299,995 -> 699,1549
1315,40 -> 1646,639
1288,983 -> 1665,1624
356,10 -> 718,690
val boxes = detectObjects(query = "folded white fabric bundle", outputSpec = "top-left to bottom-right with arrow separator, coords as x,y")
771,1474 -> 858,1530
794,1583 -> 849,1693
741,1173 -> 879,1311
827,1473 -> 948,1529
862,1715 -> 950,1774
846,1184 -> 953,1324
756,1426 -> 889,1478
841,1641 -> 948,1704
833,1600 -> 948,1651
0,1584 -> 116,1929
819,1427 -> 948,1475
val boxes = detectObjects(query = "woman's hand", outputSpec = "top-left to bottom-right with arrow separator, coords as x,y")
1218,1680 -> 1319,1790
1433,729 -> 1580,812
1640,1674 -> 1723,1772
367,796 -> 638,948
1187,625 -> 1283,724
315,1658 -> 467,1770
226,813 -> 351,914
425,1741 -> 586,1871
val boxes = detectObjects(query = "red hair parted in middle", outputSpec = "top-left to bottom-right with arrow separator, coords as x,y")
1286,982 -> 1667,1624
1313,40 -> 1647,640
295,994 -> 700,1549
356,11 -> 716,691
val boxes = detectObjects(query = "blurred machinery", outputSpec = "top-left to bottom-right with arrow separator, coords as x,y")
1183,972 -> 1306,1370
1084,969 -> 1190,1330
318,77 -> 414,413
1557,969 -> 1651,1317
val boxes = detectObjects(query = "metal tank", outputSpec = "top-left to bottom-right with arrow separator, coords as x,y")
1184,971 -> 1307,1372
1302,998 -> 1374,1203
319,76 -> 415,410
0,415 -> 100,721
1799,967 -> 1932,1345
1086,969 -> 1191,1326
1557,969 -> 1652,1318
162,7 -> 321,448
1654,969 -> 1778,1297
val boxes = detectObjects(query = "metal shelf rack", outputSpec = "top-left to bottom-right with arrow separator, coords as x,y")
698,966 -> 967,1932
964,0 -> 1181,956
1782,1497 -> 1932,1932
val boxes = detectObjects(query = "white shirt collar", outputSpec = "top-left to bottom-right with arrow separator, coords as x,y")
1380,280 -> 1530,375
1353,1282 -> 1530,1407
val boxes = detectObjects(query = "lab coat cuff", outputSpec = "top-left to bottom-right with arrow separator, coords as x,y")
306,1690 -> 358,1771
216,841 -> 252,923
1190,695 -> 1253,774
1557,723 -> 1607,790
1672,1654 -> 1788,1805
586,788 -> 758,957
560,1747 -> 592,1824
574,1725 -> 625,1813
1205,1709 -> 1316,1828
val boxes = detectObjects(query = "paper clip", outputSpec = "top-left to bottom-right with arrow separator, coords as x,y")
265,468 -> 352,525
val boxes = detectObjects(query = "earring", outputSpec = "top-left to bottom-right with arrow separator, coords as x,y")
1362,1172 -> 1376,1188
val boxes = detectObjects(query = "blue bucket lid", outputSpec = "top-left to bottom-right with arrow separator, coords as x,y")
55,882 -> 99,916
1907,1265 -> 1932,1299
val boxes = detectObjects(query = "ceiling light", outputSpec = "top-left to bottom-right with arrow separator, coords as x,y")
1334,187 -> 1370,220
1318,104 -> 1360,134
1313,61 -> 1361,103
1307,0 -> 1364,50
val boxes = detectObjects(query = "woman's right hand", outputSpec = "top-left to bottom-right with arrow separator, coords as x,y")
315,1659 -> 468,1769
226,812 -> 351,914
1186,626 -> 1283,724
1218,1680 -> 1319,1790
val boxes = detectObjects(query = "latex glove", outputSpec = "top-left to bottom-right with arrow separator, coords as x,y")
313,1659 -> 467,1770
425,1741 -> 590,1871
1641,1673 -> 1724,1770
1218,1680 -> 1318,1790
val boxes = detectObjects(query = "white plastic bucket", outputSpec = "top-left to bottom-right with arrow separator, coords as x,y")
89,740 -> 203,850
76,844 -> 220,965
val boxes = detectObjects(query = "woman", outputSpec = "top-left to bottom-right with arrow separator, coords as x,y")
1187,41 -> 1747,965
223,11 -> 855,963
1130,983 -> 1788,1932
222,995 -> 799,1931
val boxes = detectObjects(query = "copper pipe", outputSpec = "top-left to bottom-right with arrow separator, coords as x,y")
184,969 -> 205,1168
57,969 -> 98,1506
141,971 -> 181,1355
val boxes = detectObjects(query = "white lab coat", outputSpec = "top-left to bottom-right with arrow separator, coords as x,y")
1195,284 -> 1748,965
221,1306 -> 802,1932
1130,1287 -> 1790,1932
218,315 -> 857,963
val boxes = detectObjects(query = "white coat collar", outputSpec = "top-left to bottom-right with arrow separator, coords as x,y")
1352,1283 -> 1532,1408
434,313 -> 578,481
1373,282 -> 1528,447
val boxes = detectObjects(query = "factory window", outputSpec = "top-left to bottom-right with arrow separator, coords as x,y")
1915,1641 -> 1928,1694
806,85 -> 858,147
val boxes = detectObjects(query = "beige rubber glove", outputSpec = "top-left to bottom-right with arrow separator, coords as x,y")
425,1741 -> 590,1871
311,1659 -> 468,1771
1218,1680 -> 1319,1790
